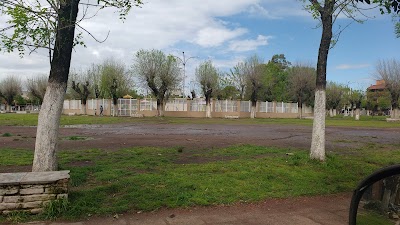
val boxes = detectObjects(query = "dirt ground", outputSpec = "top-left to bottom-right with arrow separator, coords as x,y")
1,123 -> 400,224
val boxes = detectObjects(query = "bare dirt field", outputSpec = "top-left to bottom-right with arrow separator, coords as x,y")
1,123 -> 399,224
1,123 -> 400,154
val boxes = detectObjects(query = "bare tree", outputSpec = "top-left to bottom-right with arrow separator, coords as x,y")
375,59 -> 400,119
26,74 -> 48,105
245,55 -> 264,119
69,70 -> 91,115
228,62 -> 247,100
288,64 -> 316,119
196,60 -> 220,118
133,49 -> 181,116
0,75 -> 22,112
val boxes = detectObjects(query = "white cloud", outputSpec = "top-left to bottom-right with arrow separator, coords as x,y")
336,64 -> 371,70
247,3 -> 280,19
193,27 -> 247,48
228,35 -> 271,52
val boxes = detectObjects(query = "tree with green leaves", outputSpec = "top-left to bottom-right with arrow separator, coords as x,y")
304,0 -> 372,161
326,82 -> 345,117
195,60 -> 220,118
133,49 -> 181,117
99,59 -> 132,116
288,64 -> 316,119
0,0 -> 143,171
262,55 -> 291,102
0,75 -> 22,112
244,55 -> 265,119
348,89 -> 365,120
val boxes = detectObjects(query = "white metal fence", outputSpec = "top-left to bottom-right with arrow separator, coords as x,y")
214,100 -> 237,112
165,98 -> 187,111
190,98 -> 207,112
63,98 -> 304,115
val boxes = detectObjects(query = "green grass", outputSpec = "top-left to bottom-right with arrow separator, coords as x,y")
0,144 -> 399,221
1,132 -> 13,137
0,113 -> 399,128
357,210 -> 395,225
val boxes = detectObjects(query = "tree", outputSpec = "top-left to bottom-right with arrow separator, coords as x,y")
375,59 -> 400,119
288,64 -> 316,119
196,60 -> 220,118
261,58 -> 290,102
70,72 -> 91,115
100,59 -> 132,116
326,82 -> 345,117
219,85 -> 240,100
228,62 -> 247,100
348,89 -> 365,120
27,75 -> 48,105
133,49 -> 181,117
305,0 -> 366,161
0,75 -> 22,112
245,55 -> 265,119
269,54 -> 292,71
0,0 -> 143,171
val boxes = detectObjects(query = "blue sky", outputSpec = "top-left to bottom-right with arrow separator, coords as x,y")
0,0 -> 398,92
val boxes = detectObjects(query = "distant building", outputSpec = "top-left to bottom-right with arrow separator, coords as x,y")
367,80 -> 386,92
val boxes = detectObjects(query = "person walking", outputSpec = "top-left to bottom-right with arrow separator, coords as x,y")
100,105 -> 104,116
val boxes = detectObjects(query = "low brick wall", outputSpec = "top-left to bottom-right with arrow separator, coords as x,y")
0,170 -> 70,215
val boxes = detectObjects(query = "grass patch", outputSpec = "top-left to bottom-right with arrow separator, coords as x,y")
64,136 -> 89,141
357,210 -> 394,225
0,144 -> 399,221
1,132 -> 12,137
0,114 -> 399,128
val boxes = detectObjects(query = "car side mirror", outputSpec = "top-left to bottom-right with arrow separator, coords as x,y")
349,164 -> 400,225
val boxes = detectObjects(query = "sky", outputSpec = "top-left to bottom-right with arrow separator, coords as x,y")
0,0 -> 398,94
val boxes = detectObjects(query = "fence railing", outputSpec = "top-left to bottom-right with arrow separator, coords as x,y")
63,98 -> 310,117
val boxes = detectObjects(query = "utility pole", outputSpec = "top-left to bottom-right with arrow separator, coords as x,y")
174,51 -> 197,97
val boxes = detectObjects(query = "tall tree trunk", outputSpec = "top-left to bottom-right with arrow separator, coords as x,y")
299,104 -> 303,119
206,100 -> 212,118
32,0 -> 79,172
250,100 -> 256,119
310,1 -> 333,161
329,108 -> 333,118
157,101 -> 165,117
355,108 -> 360,120
391,108 -> 399,119
81,103 -> 87,115
310,90 -> 326,161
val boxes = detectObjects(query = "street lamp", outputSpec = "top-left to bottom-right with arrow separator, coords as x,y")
174,51 -> 197,97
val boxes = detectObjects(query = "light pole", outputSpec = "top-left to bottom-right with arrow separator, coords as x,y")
174,51 -> 197,97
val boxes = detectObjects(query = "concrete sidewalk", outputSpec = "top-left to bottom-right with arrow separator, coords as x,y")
13,193 -> 351,225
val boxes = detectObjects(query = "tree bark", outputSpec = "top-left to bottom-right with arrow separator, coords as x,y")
206,100 -> 212,118
250,100 -> 256,119
310,89 -> 326,161
299,105 -> 303,119
355,108 -> 360,120
81,103 -> 87,115
157,101 -> 165,117
32,0 -> 79,172
310,0 -> 333,161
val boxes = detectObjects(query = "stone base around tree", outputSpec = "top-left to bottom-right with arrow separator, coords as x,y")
0,170 -> 70,215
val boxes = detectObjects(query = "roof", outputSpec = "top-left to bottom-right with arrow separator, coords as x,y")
367,84 -> 386,90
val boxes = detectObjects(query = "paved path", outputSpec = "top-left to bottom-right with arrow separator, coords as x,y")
12,193 -> 351,225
